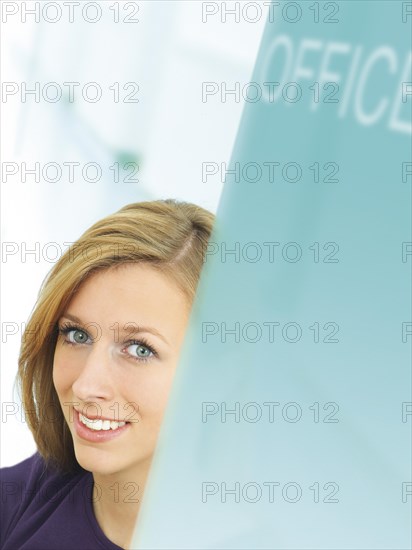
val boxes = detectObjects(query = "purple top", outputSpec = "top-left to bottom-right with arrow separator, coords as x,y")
0,453 -> 124,549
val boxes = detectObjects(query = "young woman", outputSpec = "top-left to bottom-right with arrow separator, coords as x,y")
1,199 -> 215,549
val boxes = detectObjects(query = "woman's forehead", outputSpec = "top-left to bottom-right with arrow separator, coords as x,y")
61,264 -> 190,335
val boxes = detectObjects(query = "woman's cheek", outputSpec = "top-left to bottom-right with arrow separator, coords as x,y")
52,349 -> 73,396
145,373 -> 174,409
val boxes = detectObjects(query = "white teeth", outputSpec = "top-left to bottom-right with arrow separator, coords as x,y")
79,413 -> 126,431
110,420 -> 125,430
92,419 -> 103,430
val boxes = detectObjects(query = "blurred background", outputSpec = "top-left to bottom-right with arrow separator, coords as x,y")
1,1 -> 268,466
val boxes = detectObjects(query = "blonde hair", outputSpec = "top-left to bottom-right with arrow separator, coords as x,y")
17,199 -> 215,472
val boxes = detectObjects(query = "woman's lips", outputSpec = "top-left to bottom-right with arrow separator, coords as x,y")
73,408 -> 130,443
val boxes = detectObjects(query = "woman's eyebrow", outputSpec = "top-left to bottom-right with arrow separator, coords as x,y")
60,312 -> 170,345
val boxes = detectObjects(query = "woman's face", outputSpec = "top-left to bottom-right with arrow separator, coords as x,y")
53,263 -> 191,477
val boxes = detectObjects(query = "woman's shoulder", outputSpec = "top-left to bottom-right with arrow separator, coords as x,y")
1,452 -> 47,484
0,452 -> 95,549
1,452 -> 49,512
0,451 -> 82,504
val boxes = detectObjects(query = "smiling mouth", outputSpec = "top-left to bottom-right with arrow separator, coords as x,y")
79,413 -> 127,431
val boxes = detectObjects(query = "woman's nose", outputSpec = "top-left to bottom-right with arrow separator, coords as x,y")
71,340 -> 115,403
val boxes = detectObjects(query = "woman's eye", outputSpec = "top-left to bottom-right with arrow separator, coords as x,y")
126,343 -> 153,361
67,329 -> 91,344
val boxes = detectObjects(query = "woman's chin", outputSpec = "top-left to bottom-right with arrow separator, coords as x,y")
73,445 -> 123,476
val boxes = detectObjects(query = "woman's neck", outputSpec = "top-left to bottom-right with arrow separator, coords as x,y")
92,457 -> 153,549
